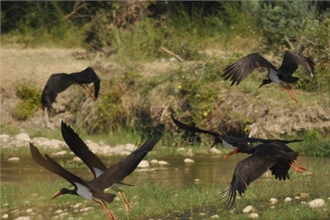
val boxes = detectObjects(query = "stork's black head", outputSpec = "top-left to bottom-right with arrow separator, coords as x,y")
259,79 -> 272,88
51,188 -> 77,200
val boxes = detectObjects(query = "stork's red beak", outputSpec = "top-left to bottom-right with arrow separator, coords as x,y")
51,191 -> 62,200
224,148 -> 238,158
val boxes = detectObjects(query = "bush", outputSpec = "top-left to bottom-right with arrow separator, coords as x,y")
13,83 -> 42,120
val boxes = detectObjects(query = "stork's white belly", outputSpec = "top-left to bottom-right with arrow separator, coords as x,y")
269,69 -> 280,84
75,182 -> 93,200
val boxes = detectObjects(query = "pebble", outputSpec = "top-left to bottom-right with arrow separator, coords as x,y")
308,199 -> 325,208
242,205 -> 254,213
208,147 -> 221,155
14,217 -> 31,220
124,144 -> 136,151
1,214 -> 8,219
210,215 -> 219,219
72,157 -> 82,162
184,158 -> 195,163
7,157 -> 20,162
176,147 -> 185,152
26,209 -> 33,213
248,213 -> 259,218
73,203 -> 82,209
269,198 -> 277,203
80,207 -> 94,212
137,160 -> 149,168
150,159 -> 158,164
53,151 -> 67,157
54,209 -> 63,214
284,197 -> 292,202
158,160 -> 169,166
14,133 -> 30,142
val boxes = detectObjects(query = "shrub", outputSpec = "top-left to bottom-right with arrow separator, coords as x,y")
13,83 -> 42,120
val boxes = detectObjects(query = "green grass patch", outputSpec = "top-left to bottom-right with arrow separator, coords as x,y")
1,159 -> 330,219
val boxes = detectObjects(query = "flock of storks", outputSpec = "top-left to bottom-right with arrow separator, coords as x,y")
31,50 -> 314,219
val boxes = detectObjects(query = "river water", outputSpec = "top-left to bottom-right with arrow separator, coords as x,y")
1,154 -> 325,186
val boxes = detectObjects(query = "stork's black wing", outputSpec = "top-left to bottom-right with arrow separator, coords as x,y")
90,124 -> 165,190
219,155 -> 278,208
41,73 -> 76,110
222,53 -> 277,86
278,51 -> 315,78
29,143 -> 89,189
61,121 -> 107,178
68,67 -> 100,99
171,114 -> 220,137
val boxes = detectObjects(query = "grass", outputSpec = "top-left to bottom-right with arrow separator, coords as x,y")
1,158 -> 330,220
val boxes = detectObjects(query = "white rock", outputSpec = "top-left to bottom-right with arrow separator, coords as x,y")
80,207 -> 94,212
138,160 -> 149,168
13,217 -> 31,220
8,157 -> 20,162
210,215 -> 219,219
150,159 -> 158,164
119,151 -> 131,156
26,209 -> 33,213
124,144 -> 136,152
14,133 -> 30,142
49,139 -> 65,149
284,197 -> 292,202
328,197 -> 330,201
1,214 -> 9,219
54,209 -> 63,214
0,134 -> 10,142
73,203 -> 82,209
158,160 -> 169,165
184,158 -> 195,163
72,157 -> 82,163
176,147 -> 185,152
242,205 -> 254,213
209,147 -> 221,155
53,151 -> 67,157
248,213 -> 259,218
308,199 -> 325,208
269,198 -> 277,203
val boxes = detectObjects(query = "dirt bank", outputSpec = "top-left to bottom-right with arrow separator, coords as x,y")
1,46 -> 329,138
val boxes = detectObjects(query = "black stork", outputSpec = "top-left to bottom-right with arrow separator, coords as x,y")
30,124 -> 165,219
60,121 -> 132,212
171,114 -> 302,158
222,51 -> 315,102
219,141 -> 307,208
41,67 -> 100,127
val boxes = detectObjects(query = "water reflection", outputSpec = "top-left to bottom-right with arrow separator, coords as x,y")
1,154 -> 324,186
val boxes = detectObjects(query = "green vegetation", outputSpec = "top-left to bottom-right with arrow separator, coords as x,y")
1,159 -> 330,219
13,83 -> 42,120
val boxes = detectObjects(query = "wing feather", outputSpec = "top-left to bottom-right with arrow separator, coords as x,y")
278,51 -> 315,77
220,155 -> 277,208
29,143 -> 89,189
222,53 -> 276,86
61,121 -> 107,178
90,124 -> 165,190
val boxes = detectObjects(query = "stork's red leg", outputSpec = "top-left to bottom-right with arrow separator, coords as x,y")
80,85 -> 96,100
118,191 -> 131,213
292,161 -> 307,170
93,199 -> 116,220
286,161 -> 303,173
282,84 -> 298,102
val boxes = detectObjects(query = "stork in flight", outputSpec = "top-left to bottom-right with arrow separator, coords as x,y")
222,51 -> 315,102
